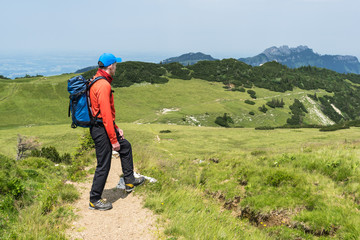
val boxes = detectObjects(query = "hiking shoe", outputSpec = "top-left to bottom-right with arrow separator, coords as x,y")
89,199 -> 112,211
125,177 -> 145,193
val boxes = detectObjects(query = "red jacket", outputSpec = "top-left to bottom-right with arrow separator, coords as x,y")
89,69 -> 118,144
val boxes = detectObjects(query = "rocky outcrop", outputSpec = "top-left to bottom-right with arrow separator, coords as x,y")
239,45 -> 360,74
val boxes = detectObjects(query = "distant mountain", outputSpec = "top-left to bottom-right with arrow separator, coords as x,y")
239,45 -> 360,74
75,66 -> 97,74
162,52 -> 218,65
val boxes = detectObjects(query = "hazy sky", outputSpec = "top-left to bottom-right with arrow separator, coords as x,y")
1,0 -> 359,62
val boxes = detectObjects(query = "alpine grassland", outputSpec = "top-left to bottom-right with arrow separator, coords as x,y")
1,60 -> 360,239
129,124 -> 360,239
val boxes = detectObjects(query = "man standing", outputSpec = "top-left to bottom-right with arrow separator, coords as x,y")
88,53 -> 145,211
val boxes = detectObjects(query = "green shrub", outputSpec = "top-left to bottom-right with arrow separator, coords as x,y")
308,93 -> 318,101
247,90 -> 257,99
286,99 -> 308,126
215,113 -> 234,128
163,62 -> 192,80
40,188 -> 57,214
0,155 -> 14,194
61,153 -> 72,164
30,146 -> 71,164
266,98 -> 285,108
0,155 -> 26,199
23,169 -> 40,179
160,130 -> 172,133
7,178 -> 25,199
258,105 -> 268,113
245,99 -> 255,105
233,87 -> 245,92
215,116 -> 228,127
40,146 -> 61,163
75,131 -> 94,157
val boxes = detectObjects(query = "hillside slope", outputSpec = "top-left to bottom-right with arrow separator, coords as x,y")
0,72 -> 333,129
81,60 -> 360,125
2,59 -> 360,129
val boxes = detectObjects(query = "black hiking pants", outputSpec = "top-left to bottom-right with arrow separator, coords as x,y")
89,124 -> 135,203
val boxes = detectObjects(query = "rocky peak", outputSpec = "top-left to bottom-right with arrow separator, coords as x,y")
263,45 -> 312,58
239,45 -> 360,74
332,55 -> 359,63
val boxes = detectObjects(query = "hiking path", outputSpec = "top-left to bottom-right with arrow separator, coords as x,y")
66,154 -> 161,240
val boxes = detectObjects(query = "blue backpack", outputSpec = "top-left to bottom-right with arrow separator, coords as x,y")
67,75 -> 105,128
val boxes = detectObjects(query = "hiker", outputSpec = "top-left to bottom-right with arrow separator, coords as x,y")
88,53 -> 145,211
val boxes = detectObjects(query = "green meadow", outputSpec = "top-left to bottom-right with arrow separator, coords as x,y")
1,73 -> 360,239
0,74 -> 331,129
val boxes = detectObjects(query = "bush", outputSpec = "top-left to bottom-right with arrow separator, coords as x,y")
215,113 -> 234,128
308,93 -> 318,101
215,116 -> 229,128
245,100 -> 255,105
163,62 -> 192,80
7,178 -> 25,199
0,155 -> 26,199
61,153 -> 72,164
75,131 -> 94,157
160,130 -> 172,133
258,105 -> 268,113
247,90 -> 257,99
249,111 -> 255,115
286,99 -> 308,126
40,146 -> 61,163
266,98 -> 285,108
31,146 -> 71,164
233,87 -> 245,92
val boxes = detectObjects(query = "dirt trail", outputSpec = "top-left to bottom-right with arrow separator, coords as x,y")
66,154 -> 160,240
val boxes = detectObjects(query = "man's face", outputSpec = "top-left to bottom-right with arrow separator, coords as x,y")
110,63 -> 117,76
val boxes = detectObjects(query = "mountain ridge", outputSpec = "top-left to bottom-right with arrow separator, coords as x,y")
239,45 -> 360,74
162,52 -> 218,65
160,46 -> 360,74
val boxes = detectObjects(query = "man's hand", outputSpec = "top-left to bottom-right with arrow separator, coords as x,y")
112,142 -> 120,151
117,128 -> 124,140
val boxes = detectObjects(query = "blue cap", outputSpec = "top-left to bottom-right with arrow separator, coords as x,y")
98,53 -> 122,67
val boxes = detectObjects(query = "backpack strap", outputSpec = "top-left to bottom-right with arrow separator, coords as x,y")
88,76 -> 107,125
89,76 -> 106,88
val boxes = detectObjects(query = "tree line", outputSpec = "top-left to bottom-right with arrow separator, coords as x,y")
82,59 -> 360,124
